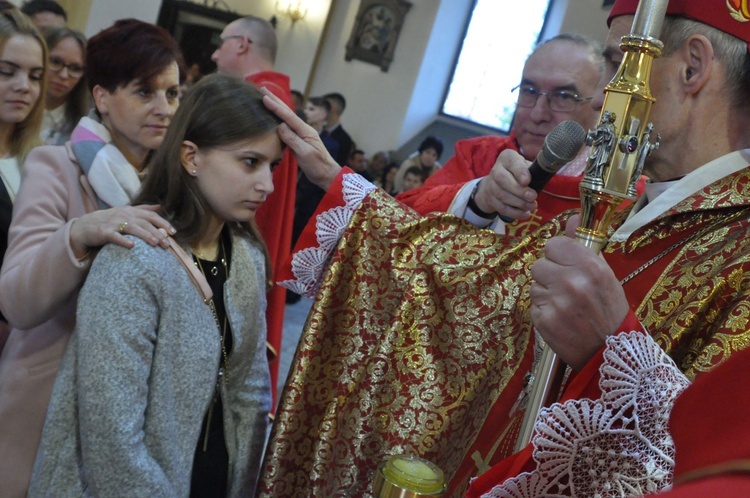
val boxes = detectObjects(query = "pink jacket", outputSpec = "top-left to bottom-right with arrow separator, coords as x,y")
0,143 -> 98,498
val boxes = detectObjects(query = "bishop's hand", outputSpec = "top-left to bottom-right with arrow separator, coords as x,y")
529,214 -> 630,370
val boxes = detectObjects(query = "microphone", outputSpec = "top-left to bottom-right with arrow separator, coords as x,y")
498,120 -> 587,223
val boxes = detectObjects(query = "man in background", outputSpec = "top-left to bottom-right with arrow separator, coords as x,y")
348,149 -> 371,180
324,92 -> 355,166
20,0 -> 66,28
212,15 -> 297,409
398,34 -> 603,237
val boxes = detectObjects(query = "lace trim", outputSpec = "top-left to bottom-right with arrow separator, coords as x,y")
280,173 -> 376,297
483,332 -> 691,498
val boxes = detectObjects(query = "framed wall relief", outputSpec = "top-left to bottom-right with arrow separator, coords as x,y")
345,0 -> 412,72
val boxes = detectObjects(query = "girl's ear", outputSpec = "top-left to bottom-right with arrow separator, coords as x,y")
180,140 -> 199,177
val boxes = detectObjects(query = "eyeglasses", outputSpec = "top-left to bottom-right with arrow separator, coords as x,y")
48,56 -> 84,78
218,34 -> 251,47
512,84 -> 593,113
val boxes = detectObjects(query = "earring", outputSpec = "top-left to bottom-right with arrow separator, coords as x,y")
191,169 -> 197,176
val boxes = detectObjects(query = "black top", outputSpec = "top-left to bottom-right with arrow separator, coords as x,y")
0,180 -> 11,323
190,231 -> 233,497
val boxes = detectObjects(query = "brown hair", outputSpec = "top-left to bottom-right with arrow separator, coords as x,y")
0,8 -> 46,159
136,74 -> 281,281
85,19 -> 183,95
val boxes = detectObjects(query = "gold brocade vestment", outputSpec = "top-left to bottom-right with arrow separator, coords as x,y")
260,164 -> 750,497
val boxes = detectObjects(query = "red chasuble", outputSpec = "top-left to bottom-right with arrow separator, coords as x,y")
261,160 -> 750,497
245,71 -> 297,411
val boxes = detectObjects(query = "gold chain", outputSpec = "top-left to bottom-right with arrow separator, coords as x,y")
618,210 -> 746,285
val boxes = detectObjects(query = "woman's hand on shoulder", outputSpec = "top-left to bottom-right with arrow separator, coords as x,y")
261,87 -> 340,191
69,205 -> 176,259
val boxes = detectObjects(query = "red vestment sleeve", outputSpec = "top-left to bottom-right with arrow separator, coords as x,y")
397,134 -> 521,214
278,168 -> 351,287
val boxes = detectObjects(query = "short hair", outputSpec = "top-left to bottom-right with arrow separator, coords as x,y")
418,136 -> 444,159
404,166 -> 423,179
42,26 -> 88,136
85,19 -> 183,94
539,33 -> 604,75
0,8 -> 47,159
660,15 -> 750,110
324,92 -> 346,113
136,74 -> 281,279
20,0 -> 66,21
308,96 -> 331,114
235,15 -> 277,63
351,149 -> 365,157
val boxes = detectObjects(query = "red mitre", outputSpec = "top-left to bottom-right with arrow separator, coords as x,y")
652,346 -> 750,497
607,0 -> 750,49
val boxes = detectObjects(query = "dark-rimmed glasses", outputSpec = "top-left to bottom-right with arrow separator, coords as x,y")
48,56 -> 84,78
512,84 -> 593,113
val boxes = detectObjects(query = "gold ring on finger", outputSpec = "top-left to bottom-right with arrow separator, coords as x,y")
118,221 -> 128,233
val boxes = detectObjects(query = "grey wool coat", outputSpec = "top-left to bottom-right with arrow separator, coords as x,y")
29,227 -> 272,497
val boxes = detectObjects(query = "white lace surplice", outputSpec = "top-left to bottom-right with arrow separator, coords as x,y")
483,332 -> 691,498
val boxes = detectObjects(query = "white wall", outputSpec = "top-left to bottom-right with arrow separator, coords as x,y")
398,0 -> 472,147
84,0 -> 161,37
305,0 -> 452,157
557,0 -> 611,44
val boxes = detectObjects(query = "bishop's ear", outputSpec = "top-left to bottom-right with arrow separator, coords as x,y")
680,34 -> 715,93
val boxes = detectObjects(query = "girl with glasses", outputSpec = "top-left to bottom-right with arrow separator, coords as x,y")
40,26 -> 87,145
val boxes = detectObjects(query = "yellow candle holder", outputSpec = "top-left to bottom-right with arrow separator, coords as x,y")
373,454 -> 446,497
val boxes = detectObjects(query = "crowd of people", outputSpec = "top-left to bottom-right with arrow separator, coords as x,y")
0,0 -> 747,497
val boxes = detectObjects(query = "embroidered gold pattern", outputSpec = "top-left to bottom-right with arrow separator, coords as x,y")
261,168 -> 750,497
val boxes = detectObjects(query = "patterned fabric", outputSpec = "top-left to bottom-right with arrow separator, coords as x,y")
70,114 -> 141,209
483,332 -> 691,498
263,158 -> 750,497
265,172 -> 564,497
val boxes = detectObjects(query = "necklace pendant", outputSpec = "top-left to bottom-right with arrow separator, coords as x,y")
210,265 -> 219,276
218,368 -> 225,379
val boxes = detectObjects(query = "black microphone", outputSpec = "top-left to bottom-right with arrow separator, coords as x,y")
498,120 -> 587,223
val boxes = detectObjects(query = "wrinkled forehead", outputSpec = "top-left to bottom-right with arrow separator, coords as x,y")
522,42 -> 601,92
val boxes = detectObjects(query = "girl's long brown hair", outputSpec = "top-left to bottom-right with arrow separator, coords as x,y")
135,74 -> 282,285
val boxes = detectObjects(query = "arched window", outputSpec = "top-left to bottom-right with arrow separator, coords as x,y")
442,0 -> 553,133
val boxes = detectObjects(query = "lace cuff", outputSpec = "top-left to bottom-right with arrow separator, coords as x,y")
279,170 -> 376,297
483,331 -> 691,498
